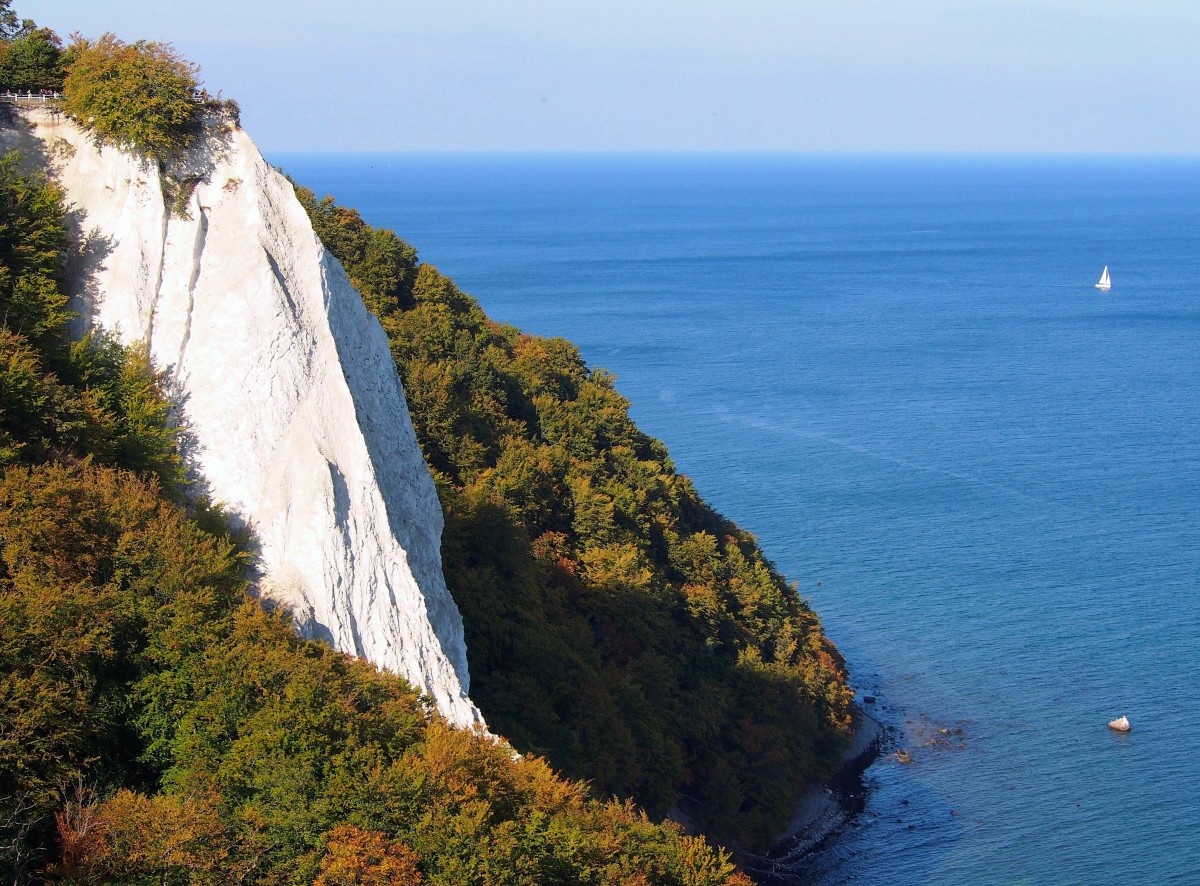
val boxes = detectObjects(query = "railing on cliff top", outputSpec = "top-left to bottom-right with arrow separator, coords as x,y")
0,90 -> 222,105
0,90 -> 63,104
1,89 -> 240,130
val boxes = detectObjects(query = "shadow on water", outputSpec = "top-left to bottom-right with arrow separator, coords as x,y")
774,758 -> 967,885
741,656 -> 971,886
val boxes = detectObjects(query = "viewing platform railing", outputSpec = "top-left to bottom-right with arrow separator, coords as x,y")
0,91 -> 63,104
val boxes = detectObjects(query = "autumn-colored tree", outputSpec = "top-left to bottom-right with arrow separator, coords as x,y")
315,826 -> 422,886
0,462 -> 245,873
62,34 -> 200,159
53,788 -> 242,885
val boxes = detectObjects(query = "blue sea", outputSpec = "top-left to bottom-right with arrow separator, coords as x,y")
275,152 -> 1200,884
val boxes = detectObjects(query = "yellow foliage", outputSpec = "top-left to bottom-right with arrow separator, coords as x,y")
62,34 -> 200,159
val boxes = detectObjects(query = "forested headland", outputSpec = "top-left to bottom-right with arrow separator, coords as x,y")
0,3 -> 853,881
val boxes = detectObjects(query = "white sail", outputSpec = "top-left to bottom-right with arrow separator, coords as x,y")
1095,265 -> 1111,290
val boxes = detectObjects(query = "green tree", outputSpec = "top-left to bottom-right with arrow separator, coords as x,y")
0,150 -> 183,489
62,34 -> 200,159
0,151 -> 70,349
0,27 -> 64,92
0,1 -> 30,43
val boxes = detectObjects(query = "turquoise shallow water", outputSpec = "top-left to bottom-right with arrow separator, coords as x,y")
276,153 -> 1200,884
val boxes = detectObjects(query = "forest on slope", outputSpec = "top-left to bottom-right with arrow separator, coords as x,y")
0,8 -> 758,883
293,188 -> 854,847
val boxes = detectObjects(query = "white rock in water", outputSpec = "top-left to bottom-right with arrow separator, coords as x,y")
1108,716 -> 1131,732
1,108 -> 484,729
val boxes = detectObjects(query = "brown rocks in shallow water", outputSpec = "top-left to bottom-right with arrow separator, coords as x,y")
895,749 -> 913,764
1108,715 -> 1131,733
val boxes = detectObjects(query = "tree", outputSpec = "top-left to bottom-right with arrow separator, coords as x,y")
315,827 -> 422,886
0,151 -> 70,348
62,34 -> 200,159
0,1 -> 31,44
0,28 -> 64,92
53,788 -> 242,884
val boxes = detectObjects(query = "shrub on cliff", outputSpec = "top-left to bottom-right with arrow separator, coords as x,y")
61,34 -> 200,159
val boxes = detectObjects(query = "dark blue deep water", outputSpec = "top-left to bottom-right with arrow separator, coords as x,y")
275,153 -> 1200,884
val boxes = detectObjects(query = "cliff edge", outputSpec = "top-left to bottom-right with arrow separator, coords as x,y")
0,106 -> 484,729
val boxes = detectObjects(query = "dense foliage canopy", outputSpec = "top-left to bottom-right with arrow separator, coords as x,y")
0,152 -> 182,485
3,463 -> 751,886
293,186 -> 854,847
0,148 -> 753,884
61,33 -> 200,159
0,28 -> 63,93
0,2 -> 64,93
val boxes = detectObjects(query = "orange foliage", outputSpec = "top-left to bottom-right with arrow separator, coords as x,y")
53,788 -> 242,883
315,826 -> 422,886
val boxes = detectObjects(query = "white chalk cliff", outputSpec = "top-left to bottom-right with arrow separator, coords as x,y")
1,107 -> 484,729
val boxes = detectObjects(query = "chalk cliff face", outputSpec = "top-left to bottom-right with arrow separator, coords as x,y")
1,108 -> 483,729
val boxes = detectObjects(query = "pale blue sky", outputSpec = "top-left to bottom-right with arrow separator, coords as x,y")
25,1 -> 1200,153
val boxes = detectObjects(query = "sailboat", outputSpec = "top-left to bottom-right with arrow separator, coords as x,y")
1095,265 -> 1111,291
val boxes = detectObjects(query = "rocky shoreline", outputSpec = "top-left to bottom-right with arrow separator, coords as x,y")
734,707 -> 885,883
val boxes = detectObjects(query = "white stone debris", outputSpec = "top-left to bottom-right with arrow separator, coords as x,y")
1,108 -> 485,730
